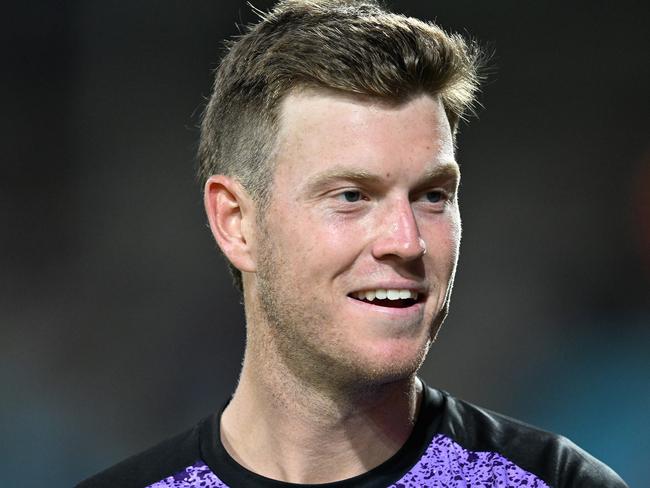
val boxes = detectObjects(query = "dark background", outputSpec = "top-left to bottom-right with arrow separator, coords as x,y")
2,1 -> 649,486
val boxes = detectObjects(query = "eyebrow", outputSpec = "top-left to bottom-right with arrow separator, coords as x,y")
420,162 -> 461,183
303,162 -> 460,194
304,167 -> 383,192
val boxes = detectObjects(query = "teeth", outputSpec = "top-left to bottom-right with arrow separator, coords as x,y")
398,290 -> 411,299
353,289 -> 418,301
386,290 -> 400,300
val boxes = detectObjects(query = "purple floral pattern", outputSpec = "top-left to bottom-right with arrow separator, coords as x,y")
146,460 -> 227,488
388,434 -> 549,487
146,434 -> 548,487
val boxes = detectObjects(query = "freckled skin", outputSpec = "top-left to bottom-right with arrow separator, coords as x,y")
248,89 -> 461,389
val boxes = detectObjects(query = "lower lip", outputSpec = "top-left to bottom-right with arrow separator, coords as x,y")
346,296 -> 425,317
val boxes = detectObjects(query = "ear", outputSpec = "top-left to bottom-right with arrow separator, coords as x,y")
204,175 -> 257,274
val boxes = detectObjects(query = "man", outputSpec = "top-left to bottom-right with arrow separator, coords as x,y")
78,1 -> 627,486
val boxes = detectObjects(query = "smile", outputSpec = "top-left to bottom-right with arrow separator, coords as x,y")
349,289 -> 420,309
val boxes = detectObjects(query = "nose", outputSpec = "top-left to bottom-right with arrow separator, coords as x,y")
371,199 -> 426,261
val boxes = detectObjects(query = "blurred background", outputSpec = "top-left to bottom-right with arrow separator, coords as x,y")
2,0 -> 648,486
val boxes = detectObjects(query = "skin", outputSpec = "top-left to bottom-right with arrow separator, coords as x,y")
204,88 -> 462,483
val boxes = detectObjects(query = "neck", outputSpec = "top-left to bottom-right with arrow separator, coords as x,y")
220,321 -> 423,484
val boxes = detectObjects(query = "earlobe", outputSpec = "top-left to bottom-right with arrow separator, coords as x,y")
204,175 -> 256,273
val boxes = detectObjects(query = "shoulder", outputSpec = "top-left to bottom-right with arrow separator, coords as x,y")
430,386 -> 628,488
75,420 -> 204,488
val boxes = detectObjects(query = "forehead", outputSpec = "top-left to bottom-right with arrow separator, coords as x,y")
272,89 -> 456,185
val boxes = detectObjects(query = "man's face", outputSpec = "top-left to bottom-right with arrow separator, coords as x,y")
250,89 -> 461,388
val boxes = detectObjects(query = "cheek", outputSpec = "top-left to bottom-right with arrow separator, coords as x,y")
426,213 -> 462,267
449,213 -> 462,257
310,218 -> 369,272
268,207 -> 361,274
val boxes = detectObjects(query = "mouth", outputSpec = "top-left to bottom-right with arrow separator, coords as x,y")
347,289 -> 423,309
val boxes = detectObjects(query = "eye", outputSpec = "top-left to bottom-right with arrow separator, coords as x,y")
425,190 -> 445,203
340,190 -> 363,202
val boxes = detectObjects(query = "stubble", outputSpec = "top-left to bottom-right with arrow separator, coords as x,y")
253,218 -> 433,396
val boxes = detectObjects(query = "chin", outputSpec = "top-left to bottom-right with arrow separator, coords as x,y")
342,338 -> 431,387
